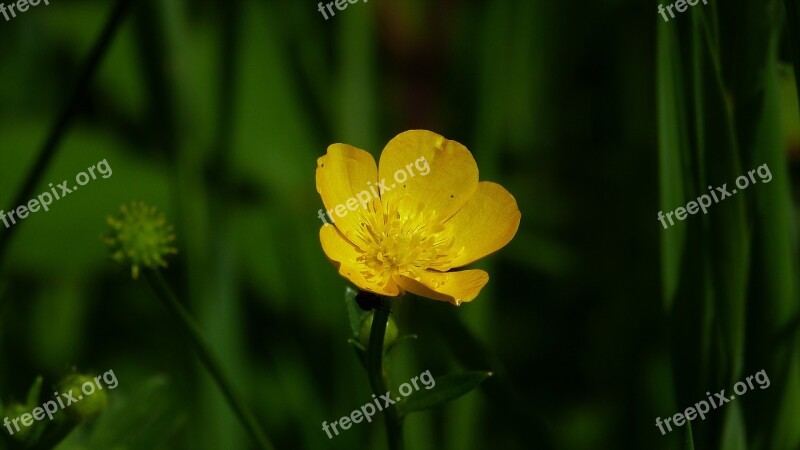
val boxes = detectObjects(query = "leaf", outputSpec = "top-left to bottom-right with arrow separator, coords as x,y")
683,421 -> 695,450
398,371 -> 493,416
656,13 -> 691,312
387,334 -> 418,354
750,47 -> 800,450
61,375 -> 186,449
719,401 -> 747,450
344,286 -> 363,338
346,337 -> 366,352
26,376 -> 43,409
687,1 -> 749,385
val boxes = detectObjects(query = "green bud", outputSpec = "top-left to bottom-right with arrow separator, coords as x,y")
359,311 -> 398,351
104,202 -> 177,280
58,374 -> 108,421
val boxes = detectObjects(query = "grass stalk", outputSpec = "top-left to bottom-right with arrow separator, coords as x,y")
0,0 -> 132,268
144,270 -> 275,450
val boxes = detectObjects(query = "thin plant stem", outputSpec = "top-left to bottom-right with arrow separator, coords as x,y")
367,298 -> 404,450
0,0 -> 132,268
144,270 -> 275,450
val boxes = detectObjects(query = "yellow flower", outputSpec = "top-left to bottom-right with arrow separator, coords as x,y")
317,130 -> 521,305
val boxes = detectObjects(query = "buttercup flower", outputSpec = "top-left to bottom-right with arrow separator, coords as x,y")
317,130 -> 521,305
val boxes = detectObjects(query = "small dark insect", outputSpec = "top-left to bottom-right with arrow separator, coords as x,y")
355,291 -> 381,311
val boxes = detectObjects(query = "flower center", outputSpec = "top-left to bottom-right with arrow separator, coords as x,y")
347,196 -> 461,287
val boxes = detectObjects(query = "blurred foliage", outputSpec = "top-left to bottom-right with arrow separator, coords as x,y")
0,0 -> 797,449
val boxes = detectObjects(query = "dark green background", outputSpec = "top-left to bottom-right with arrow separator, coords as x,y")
0,0 -> 798,449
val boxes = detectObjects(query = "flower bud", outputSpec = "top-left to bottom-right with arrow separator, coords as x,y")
58,374 -> 108,421
358,311 -> 398,350
104,202 -> 177,279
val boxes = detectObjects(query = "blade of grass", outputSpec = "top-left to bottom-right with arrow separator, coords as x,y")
0,0 -> 132,269
746,25 -> 800,450
719,402 -> 747,450
684,421 -> 695,450
658,12 -> 716,431
205,1 -> 248,448
656,15 -> 692,313
145,270 -> 275,450
698,5 -> 749,387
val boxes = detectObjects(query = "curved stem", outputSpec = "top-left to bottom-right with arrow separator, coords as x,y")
0,0 -> 132,268
367,297 -> 404,450
145,270 -> 275,450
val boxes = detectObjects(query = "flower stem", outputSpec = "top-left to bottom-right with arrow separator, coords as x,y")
367,297 -> 404,450
145,270 -> 275,450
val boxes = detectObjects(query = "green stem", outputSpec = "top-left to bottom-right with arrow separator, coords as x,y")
367,298 -> 404,450
0,0 -> 132,268
144,270 -> 275,450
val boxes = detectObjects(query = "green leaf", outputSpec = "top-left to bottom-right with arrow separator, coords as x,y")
388,334 -> 418,354
719,401 -> 747,450
346,337 -> 366,352
347,337 -> 367,370
344,286 -> 363,338
753,52 -> 800,450
59,375 -> 186,449
656,14 -> 691,312
683,421 -> 694,450
26,376 -> 43,410
697,6 -> 749,384
398,371 -> 493,416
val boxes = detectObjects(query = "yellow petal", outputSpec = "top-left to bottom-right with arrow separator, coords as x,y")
316,144 -> 381,237
447,181 -> 521,267
394,269 -> 489,305
320,224 -> 401,296
378,130 -> 478,221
